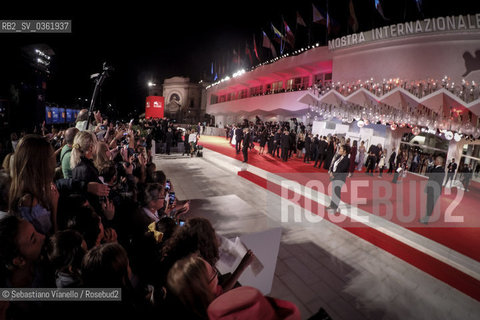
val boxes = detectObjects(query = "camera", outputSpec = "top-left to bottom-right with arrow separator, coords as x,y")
178,219 -> 185,227
165,180 -> 171,191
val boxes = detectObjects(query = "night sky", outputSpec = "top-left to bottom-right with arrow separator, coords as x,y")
1,0 -> 478,119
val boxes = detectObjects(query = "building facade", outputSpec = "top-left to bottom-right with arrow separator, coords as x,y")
206,13 -> 480,180
160,76 -> 206,124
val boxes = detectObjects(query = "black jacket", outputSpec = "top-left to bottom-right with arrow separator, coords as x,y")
425,166 -> 445,195
235,128 -> 244,140
165,131 -> 174,143
331,155 -> 350,182
281,134 -> 290,148
447,162 -> 457,173
304,136 -> 312,149
318,140 -> 328,155
243,133 -> 250,150
72,157 -> 101,184
389,152 -> 396,164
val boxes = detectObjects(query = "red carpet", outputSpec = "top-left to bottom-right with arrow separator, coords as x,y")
238,170 -> 480,301
199,135 -> 480,263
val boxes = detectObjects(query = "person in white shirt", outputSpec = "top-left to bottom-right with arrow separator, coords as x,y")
188,129 -> 197,157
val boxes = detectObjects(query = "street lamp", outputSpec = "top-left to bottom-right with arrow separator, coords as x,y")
148,81 -> 156,87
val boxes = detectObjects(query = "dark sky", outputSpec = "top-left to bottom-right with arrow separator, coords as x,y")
1,0 -> 479,118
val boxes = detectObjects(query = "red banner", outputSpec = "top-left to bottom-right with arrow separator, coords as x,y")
145,96 -> 165,119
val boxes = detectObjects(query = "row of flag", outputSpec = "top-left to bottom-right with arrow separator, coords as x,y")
210,0 -> 425,81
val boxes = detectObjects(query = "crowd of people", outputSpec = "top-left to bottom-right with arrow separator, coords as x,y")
223,117 -> 470,185
0,109 -> 301,320
225,118 -> 403,178
225,117 -> 480,224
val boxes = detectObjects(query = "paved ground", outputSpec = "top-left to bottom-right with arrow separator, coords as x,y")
154,150 -> 480,320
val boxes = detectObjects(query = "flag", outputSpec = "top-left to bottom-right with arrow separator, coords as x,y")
348,0 -> 359,32
312,3 -> 326,24
210,62 -> 213,75
262,31 -> 277,57
283,19 -> 295,48
327,12 -> 331,34
296,11 -> 307,27
253,34 -> 260,61
326,12 -> 341,36
375,0 -> 389,20
245,41 -> 253,65
271,23 -> 284,43
271,23 -> 285,55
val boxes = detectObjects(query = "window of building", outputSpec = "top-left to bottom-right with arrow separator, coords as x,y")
239,89 -> 248,99
265,83 -> 272,94
210,95 -> 218,105
286,79 -> 294,91
219,95 -> 226,103
324,73 -> 332,84
314,73 -> 324,85
272,81 -> 283,93
302,76 -> 310,89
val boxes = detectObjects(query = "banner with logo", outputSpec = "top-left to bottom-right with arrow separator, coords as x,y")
145,96 -> 165,119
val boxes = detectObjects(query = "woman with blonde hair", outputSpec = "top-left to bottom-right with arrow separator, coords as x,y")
71,131 -> 115,221
94,141 -> 113,170
71,131 -> 100,183
9,134 -> 59,234
1,153 -> 14,177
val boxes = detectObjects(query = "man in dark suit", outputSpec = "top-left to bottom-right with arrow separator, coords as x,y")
420,156 -> 446,224
242,129 -> 250,163
165,127 -> 173,155
304,133 -> 313,163
444,158 -> 457,187
235,126 -> 243,154
273,129 -> 282,158
387,148 -> 397,174
326,144 -> 351,213
314,136 -> 328,168
365,144 -> 378,176
281,130 -> 290,162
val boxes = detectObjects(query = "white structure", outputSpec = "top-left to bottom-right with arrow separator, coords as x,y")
161,76 -> 206,123
206,13 -> 480,177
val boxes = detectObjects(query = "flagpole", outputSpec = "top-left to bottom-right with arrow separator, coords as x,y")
294,15 -> 298,50
326,0 -> 329,45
